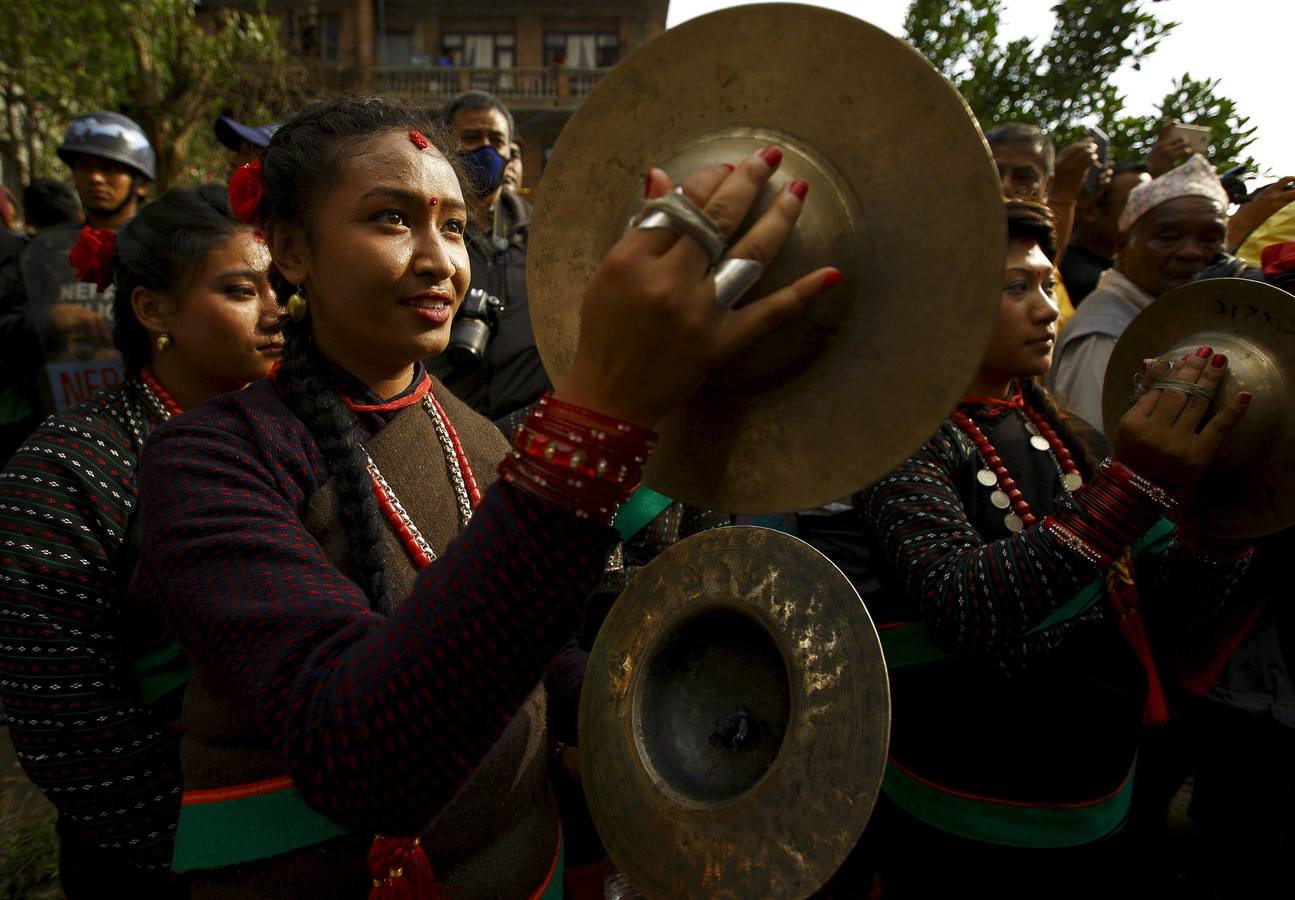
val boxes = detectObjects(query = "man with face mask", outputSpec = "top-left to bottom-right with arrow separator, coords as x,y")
0,111 -> 154,461
426,91 -> 549,420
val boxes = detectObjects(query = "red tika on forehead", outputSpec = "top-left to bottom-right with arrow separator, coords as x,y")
408,130 -> 429,150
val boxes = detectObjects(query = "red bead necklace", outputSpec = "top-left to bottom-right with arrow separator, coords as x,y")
139,366 -> 184,418
950,395 -> 1083,533
365,392 -> 479,570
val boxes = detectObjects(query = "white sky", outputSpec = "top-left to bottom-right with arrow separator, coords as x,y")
666,0 -> 1290,182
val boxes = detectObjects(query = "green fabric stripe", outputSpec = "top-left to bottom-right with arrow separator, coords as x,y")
882,761 -> 1133,848
172,783 -> 348,871
540,838 -> 565,900
1028,517 -> 1176,634
128,641 -> 192,706
876,624 -> 948,670
613,486 -> 673,541
176,783 -> 567,894
880,518 -> 1177,670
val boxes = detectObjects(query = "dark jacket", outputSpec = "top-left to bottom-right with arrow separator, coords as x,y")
427,190 -> 551,419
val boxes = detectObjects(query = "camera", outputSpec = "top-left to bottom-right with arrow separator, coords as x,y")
446,287 -> 504,368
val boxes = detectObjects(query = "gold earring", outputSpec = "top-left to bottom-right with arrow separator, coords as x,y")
155,333 -> 171,352
287,289 -> 308,322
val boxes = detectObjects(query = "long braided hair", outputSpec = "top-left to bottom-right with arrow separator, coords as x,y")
259,97 -> 463,614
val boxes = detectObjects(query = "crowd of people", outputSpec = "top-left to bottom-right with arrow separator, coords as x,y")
0,74 -> 1292,900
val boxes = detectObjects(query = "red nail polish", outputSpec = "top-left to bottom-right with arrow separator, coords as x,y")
1196,345 -> 1212,359
1238,392 -> 1252,406
644,171 -> 652,197
760,146 -> 783,168
821,270 -> 843,290
1211,353 -> 1227,368
789,179 -> 809,200
1182,353 -> 1191,361
721,163 -> 735,173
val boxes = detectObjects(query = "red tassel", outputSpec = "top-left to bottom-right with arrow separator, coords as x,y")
368,835 -> 444,899
1106,553 -> 1169,724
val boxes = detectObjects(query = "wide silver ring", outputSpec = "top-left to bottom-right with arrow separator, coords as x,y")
713,258 -> 764,309
1149,379 -> 1216,402
632,187 -> 727,267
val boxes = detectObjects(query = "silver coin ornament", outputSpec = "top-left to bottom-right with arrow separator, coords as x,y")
977,468 -> 997,487
1062,473 -> 1084,492
990,490 -> 1011,509
1004,513 -> 1024,532
1029,435 -> 1051,452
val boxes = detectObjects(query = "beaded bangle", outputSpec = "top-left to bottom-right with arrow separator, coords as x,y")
1042,518 -> 1109,568
1101,458 -> 1178,513
1048,463 -> 1163,568
498,394 -> 657,526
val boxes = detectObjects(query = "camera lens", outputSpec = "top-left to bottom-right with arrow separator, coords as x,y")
446,318 -> 492,368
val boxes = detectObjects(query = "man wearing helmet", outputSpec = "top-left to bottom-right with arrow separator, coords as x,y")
0,111 -> 154,461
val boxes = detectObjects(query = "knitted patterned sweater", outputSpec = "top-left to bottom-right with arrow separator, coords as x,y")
858,396 -> 1251,809
0,378 -> 181,874
131,375 -> 617,837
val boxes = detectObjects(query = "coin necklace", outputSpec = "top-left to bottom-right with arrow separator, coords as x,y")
951,404 -> 1084,533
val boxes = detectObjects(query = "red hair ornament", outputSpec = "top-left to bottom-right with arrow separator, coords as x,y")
68,226 -> 118,291
408,130 -> 429,150
229,158 -> 265,225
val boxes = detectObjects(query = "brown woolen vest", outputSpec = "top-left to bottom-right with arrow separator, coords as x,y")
182,385 -> 558,899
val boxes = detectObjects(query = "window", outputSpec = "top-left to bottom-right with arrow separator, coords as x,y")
544,32 -> 619,67
440,32 -> 516,68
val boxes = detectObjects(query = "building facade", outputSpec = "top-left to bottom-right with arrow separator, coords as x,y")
201,1 -> 670,191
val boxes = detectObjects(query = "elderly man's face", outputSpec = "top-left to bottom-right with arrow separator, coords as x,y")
992,141 -> 1051,202
1117,196 -> 1226,297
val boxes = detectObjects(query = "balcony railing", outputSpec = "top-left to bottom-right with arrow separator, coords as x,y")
373,66 -> 608,107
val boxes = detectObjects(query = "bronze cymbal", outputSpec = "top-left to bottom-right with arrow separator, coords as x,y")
528,3 -> 1005,513
579,527 -> 890,899
1102,277 -> 1295,538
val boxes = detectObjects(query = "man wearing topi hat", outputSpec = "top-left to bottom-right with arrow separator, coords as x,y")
1049,154 -> 1229,429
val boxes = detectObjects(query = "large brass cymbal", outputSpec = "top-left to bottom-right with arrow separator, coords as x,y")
1102,278 -> 1295,538
579,527 -> 890,899
528,3 -> 1004,513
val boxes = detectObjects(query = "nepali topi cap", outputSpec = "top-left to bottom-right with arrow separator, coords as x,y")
1119,154 -> 1229,233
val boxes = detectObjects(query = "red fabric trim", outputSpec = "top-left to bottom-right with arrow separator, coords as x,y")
959,385 -> 1024,410
183,775 -> 294,805
877,620 -> 921,632
342,373 -> 432,412
887,756 -> 1133,811
527,826 -> 562,900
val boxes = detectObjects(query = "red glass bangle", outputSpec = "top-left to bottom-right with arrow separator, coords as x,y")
497,395 -> 657,526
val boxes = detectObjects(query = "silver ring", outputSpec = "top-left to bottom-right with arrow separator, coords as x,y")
632,187 -> 727,267
713,258 -> 764,309
1149,379 -> 1216,402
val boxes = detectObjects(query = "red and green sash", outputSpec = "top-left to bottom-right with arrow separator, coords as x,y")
876,518 -> 1175,846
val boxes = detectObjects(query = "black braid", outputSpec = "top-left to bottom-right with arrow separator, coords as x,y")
257,97 -> 466,614
1019,377 -> 1102,480
276,317 -> 393,613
